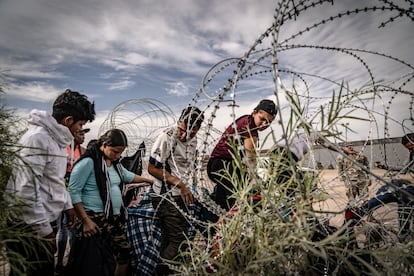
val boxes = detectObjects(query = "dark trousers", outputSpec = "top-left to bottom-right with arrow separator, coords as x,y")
207,157 -> 240,212
151,195 -> 189,261
6,221 -> 57,276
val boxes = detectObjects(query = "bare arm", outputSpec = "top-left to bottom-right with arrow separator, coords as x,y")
132,174 -> 154,184
243,136 -> 258,165
148,163 -> 194,205
72,202 -> 100,237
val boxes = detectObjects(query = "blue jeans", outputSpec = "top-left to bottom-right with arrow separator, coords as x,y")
56,213 -> 75,267
359,179 -> 414,234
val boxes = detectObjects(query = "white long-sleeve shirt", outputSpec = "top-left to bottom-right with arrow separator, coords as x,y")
6,110 -> 73,237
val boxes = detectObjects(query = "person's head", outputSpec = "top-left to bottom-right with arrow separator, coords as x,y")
74,128 -> 89,145
177,106 -> 204,142
52,89 -> 96,135
342,143 -> 356,154
98,129 -> 128,161
86,139 -> 98,150
252,99 -> 277,131
276,128 -> 311,161
401,133 -> 414,152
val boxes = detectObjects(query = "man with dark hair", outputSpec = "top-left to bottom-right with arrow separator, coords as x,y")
207,99 -> 277,212
6,89 -> 95,276
148,105 -> 204,274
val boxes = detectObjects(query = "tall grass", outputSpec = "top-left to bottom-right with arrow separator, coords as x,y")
0,80 -> 46,276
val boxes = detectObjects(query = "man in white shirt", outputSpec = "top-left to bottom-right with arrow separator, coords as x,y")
6,89 -> 95,276
148,106 -> 204,274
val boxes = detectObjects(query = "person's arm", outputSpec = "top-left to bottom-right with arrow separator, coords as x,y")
132,174 -> 154,184
336,156 -> 345,180
119,165 -> 154,185
148,129 -> 194,204
68,158 -> 99,236
72,202 -> 100,237
148,163 -> 194,205
243,136 -> 258,165
11,135 -> 54,238
362,155 -> 369,167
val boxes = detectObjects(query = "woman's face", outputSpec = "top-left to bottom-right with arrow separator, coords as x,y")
101,144 -> 126,161
252,110 -> 274,131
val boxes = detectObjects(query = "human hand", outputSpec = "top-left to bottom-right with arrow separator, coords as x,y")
64,208 -> 76,228
179,185 -> 194,205
82,217 -> 100,237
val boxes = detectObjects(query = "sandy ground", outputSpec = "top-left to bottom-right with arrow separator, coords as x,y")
315,169 -> 413,228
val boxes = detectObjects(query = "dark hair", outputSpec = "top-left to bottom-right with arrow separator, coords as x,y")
254,99 -> 277,117
86,139 -> 98,150
179,106 -> 204,129
401,133 -> 414,145
52,89 -> 96,123
98,129 -> 128,147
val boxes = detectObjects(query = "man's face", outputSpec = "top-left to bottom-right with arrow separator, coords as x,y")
74,130 -> 86,145
252,110 -> 274,131
177,121 -> 199,142
67,118 -> 87,136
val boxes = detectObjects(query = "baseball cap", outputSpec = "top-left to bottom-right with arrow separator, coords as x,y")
254,99 -> 277,117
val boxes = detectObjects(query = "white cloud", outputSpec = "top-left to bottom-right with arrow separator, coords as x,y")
165,81 -> 190,96
0,0 -> 412,143
108,79 -> 135,91
5,82 -> 61,103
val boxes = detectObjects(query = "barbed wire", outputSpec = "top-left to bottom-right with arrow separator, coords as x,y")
103,1 -> 413,273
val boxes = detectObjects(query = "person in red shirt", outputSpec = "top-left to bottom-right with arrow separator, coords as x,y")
65,128 -> 89,179
207,99 -> 277,214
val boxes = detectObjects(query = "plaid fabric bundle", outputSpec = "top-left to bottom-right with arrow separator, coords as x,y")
126,192 -> 161,276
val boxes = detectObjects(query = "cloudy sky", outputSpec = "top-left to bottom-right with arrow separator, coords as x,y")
0,0 -> 413,149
